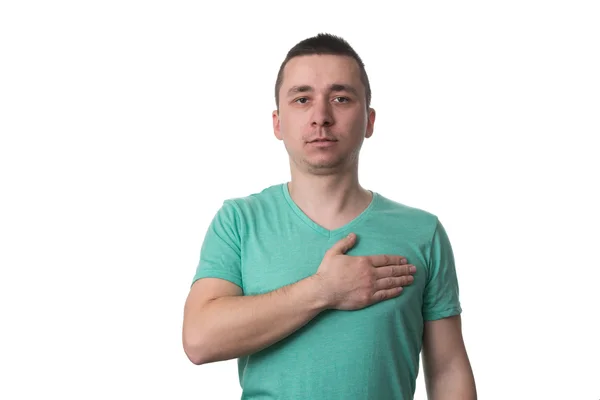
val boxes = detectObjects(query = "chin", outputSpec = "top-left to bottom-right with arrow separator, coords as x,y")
303,157 -> 346,171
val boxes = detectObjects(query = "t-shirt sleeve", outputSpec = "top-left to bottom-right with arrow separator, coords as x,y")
422,217 -> 462,321
191,200 -> 243,289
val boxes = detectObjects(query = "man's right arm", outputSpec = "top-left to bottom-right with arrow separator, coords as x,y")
183,232 -> 415,365
182,275 -> 329,365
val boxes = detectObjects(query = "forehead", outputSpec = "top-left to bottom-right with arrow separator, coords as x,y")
281,54 -> 363,91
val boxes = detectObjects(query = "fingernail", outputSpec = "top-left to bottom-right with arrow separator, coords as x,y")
410,265 -> 416,273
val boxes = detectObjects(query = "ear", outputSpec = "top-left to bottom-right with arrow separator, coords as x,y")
365,107 -> 376,139
272,110 -> 283,140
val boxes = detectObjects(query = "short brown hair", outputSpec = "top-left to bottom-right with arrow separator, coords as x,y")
274,33 -> 372,110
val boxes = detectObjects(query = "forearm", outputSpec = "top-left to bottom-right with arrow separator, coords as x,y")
425,357 -> 477,400
189,276 -> 328,364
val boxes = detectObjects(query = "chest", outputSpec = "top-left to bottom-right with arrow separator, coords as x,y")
239,227 -> 430,304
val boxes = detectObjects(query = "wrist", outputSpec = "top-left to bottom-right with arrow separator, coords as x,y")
306,274 -> 331,312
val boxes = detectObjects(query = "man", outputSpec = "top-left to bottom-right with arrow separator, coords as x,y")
182,33 -> 477,400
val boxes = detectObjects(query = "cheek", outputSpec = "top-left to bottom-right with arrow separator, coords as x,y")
281,114 -> 308,129
280,120 -> 307,139
347,110 -> 367,125
337,115 -> 366,136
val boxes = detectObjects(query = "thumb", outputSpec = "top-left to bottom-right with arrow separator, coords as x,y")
329,233 -> 357,255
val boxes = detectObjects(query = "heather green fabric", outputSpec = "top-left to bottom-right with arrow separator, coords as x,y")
192,183 -> 462,400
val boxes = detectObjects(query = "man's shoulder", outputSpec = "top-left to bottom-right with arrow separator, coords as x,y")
374,191 -> 439,223
217,182 -> 286,216
371,192 -> 444,245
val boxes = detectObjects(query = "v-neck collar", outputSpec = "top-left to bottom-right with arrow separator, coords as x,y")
281,182 -> 378,238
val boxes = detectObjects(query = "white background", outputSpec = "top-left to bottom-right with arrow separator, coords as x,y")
1,1 -> 599,399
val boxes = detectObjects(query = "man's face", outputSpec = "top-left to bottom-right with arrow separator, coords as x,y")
273,54 -> 375,175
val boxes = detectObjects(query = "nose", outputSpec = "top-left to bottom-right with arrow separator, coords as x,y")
311,98 -> 334,127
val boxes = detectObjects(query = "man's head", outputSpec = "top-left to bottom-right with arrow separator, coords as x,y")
272,33 -> 376,175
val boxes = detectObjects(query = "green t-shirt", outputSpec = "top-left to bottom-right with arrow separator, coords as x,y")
192,183 -> 462,400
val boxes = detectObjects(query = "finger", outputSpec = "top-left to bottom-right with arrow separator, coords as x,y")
368,254 -> 407,267
374,275 -> 414,291
372,287 -> 404,303
328,233 -> 357,255
374,264 -> 416,279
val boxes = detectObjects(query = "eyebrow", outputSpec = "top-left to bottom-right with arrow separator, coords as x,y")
287,84 -> 359,97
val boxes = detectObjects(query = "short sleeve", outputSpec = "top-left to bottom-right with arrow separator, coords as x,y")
422,218 -> 462,321
191,200 -> 243,289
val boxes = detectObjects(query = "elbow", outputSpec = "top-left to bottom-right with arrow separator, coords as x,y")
184,347 -> 205,366
182,330 -> 210,365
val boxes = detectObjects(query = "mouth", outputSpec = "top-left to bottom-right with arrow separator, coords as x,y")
309,139 -> 337,143
308,139 -> 338,147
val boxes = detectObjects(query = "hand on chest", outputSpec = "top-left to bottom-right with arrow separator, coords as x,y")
240,231 -> 428,300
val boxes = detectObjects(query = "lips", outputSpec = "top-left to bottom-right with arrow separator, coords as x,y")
308,139 -> 337,148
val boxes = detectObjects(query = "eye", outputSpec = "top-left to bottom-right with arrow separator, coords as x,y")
294,97 -> 309,104
334,97 -> 350,103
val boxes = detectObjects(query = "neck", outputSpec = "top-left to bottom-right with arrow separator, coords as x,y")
287,166 -> 372,222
